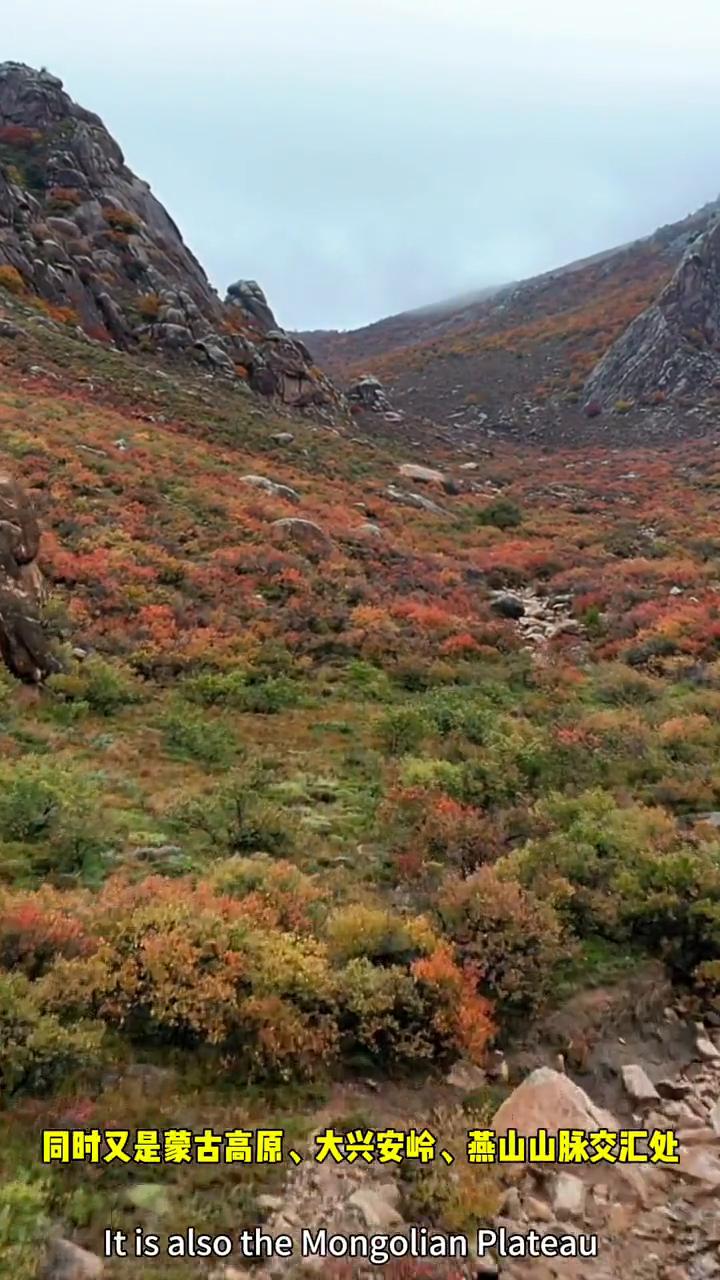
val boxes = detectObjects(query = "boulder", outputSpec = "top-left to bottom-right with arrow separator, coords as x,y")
347,1185 -> 403,1230
194,340 -> 236,374
226,279 -> 279,333
552,1172 -> 586,1220
0,471 -> 52,681
386,485 -> 446,515
42,1238 -> 103,1280
492,1067 -> 618,1138
491,594 -> 526,620
249,331 -> 341,412
271,518 -> 333,559
695,1024 -> 720,1061
446,1060 -> 488,1091
347,375 -> 392,413
0,471 -> 40,565
240,475 -> 300,504
621,1064 -> 660,1106
675,1146 -> 720,1189
398,462 -> 445,485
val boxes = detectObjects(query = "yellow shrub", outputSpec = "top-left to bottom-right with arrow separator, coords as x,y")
325,904 -> 437,964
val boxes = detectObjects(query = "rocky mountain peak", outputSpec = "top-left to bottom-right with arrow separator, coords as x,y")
584,215 -> 720,407
0,62 -> 343,417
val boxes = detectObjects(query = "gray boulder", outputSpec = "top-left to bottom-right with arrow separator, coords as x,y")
226,279 -> 278,332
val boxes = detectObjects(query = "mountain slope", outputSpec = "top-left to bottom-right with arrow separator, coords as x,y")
301,199 -> 720,438
0,62 -> 343,415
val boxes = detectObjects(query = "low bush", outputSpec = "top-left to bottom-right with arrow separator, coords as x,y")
173,777 -> 295,855
160,704 -> 236,768
0,1175 -> 50,1280
438,865 -> 567,1018
0,761 -> 105,879
0,264 -> 26,295
377,706 -> 429,755
23,876 -> 494,1080
0,886 -> 92,977
325,904 -> 436,965
48,657 -> 139,716
0,970 -> 104,1096
476,498 -> 522,530
512,790 -> 720,975
101,204 -> 140,232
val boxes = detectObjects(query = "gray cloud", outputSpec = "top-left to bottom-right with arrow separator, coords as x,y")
7,0 -> 720,328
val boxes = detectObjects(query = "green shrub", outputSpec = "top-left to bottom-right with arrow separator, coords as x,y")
377,707 -> 429,755
333,958 -> 434,1065
422,692 -> 495,744
173,777 -> 294,855
401,757 -> 465,795
512,790 -> 720,975
0,761 -> 104,878
48,657 -> 139,716
344,660 -> 392,701
161,705 -> 236,768
476,498 -> 522,530
325,905 -> 435,965
0,1175 -> 50,1280
180,669 -> 250,707
181,671 -> 300,715
239,676 -> 300,714
333,945 -> 494,1070
593,665 -> 661,705
209,855 -> 323,930
0,971 -> 104,1096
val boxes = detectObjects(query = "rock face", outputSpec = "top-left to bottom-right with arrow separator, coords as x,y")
0,63 -> 343,417
0,471 -> 51,681
585,217 -> 720,405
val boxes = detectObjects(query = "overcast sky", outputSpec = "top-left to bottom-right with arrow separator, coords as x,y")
7,0 -> 720,330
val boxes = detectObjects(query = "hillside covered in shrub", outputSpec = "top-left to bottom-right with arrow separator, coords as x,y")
2,279 -> 720,1273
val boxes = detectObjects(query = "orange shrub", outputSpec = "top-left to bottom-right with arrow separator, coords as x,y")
438,866 -> 567,1019
0,888 -> 93,978
46,186 -> 83,208
101,205 -> 140,233
0,264 -> 26,295
412,943 -> 495,1063
136,292 -> 162,319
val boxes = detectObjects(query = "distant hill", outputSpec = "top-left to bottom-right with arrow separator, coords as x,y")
299,199 -> 720,434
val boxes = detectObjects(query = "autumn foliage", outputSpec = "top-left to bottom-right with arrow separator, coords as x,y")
1,295 -> 720,1272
